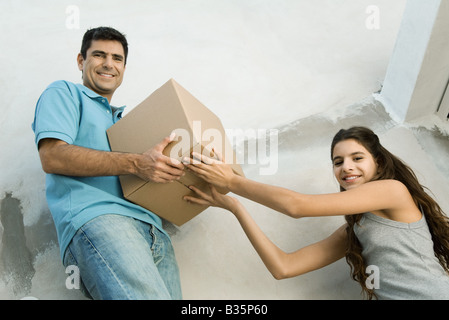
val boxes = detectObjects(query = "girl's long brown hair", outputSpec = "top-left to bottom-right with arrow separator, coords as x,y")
331,127 -> 449,300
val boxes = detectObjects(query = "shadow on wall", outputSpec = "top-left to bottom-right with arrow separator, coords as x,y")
0,193 -> 57,297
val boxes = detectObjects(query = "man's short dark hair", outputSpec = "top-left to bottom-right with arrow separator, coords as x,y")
80,27 -> 129,64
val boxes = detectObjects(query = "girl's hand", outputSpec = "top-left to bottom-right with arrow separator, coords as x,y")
183,150 -> 235,191
184,184 -> 238,212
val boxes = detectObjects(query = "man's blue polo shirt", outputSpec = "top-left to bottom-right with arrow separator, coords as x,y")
32,80 -> 167,260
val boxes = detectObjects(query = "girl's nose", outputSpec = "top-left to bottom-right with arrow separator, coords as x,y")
342,160 -> 354,172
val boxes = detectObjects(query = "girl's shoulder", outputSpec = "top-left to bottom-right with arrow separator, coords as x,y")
369,178 -> 408,189
368,179 -> 421,223
365,179 -> 411,199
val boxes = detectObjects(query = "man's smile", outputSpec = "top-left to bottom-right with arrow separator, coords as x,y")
97,72 -> 115,78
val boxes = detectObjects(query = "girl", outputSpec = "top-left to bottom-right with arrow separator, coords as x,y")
183,126 -> 449,299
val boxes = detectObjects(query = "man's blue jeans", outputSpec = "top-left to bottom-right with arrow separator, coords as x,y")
63,214 -> 182,300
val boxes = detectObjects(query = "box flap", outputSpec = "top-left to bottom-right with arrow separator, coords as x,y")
107,79 -> 192,155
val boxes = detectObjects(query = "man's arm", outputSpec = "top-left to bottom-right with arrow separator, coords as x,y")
38,136 -> 185,183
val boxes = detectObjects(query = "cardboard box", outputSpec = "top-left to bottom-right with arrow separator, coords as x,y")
107,79 -> 244,225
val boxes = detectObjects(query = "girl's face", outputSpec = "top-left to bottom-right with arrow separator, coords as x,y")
332,139 -> 378,190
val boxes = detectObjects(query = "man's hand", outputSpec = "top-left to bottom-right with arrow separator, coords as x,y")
134,135 -> 185,183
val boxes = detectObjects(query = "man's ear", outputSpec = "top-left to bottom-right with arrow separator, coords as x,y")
77,53 -> 84,72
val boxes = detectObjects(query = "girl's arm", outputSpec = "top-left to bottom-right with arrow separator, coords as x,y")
184,185 -> 348,279
228,175 -> 412,218
185,153 -> 413,219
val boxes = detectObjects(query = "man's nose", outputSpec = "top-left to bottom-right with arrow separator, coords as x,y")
102,55 -> 113,69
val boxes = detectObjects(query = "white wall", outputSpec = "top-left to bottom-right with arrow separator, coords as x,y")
4,0 -> 435,300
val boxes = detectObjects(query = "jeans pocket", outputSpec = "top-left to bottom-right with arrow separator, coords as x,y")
150,225 -> 165,265
63,242 -> 93,299
63,246 -> 77,268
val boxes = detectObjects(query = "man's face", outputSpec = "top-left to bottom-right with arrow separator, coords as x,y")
77,40 -> 126,102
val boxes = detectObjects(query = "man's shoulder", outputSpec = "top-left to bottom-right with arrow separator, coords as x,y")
41,80 -> 88,103
46,80 -> 79,91
45,81 -> 101,101
36,81 -> 88,112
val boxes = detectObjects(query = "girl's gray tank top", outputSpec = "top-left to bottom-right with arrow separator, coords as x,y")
354,212 -> 449,299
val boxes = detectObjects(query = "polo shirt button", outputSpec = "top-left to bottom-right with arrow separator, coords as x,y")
102,99 -> 106,103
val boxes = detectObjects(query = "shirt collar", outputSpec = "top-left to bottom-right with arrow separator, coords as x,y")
77,83 -> 102,99
77,83 -> 126,114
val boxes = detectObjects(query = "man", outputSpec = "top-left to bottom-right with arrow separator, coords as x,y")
32,27 -> 184,299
